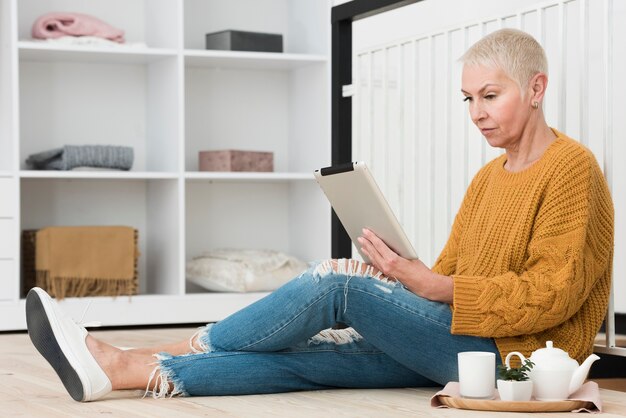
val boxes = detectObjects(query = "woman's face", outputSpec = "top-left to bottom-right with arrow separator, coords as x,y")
461,65 -> 531,149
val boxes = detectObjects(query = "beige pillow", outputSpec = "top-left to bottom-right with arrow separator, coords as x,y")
186,249 -> 308,292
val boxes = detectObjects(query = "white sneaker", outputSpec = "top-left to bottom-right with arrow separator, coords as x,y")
25,287 -> 112,402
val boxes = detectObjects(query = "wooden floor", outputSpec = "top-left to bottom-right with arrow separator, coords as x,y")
2,327 -> 626,417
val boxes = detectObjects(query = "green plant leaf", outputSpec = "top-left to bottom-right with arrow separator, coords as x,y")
497,359 -> 535,381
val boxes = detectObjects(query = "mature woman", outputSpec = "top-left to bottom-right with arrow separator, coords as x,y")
26,28 -> 613,402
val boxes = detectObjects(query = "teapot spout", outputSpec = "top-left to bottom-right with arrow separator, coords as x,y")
569,354 -> 600,395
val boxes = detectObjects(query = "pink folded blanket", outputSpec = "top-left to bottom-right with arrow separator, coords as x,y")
31,12 -> 125,43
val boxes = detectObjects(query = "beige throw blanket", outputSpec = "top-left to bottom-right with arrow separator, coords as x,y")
35,226 -> 138,299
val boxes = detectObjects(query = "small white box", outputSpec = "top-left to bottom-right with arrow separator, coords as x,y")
0,220 -> 14,258
0,179 -> 13,217
0,260 -> 15,300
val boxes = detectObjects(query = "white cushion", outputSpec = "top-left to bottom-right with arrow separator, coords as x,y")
186,249 -> 308,292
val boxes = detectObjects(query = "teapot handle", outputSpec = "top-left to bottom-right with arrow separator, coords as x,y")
504,351 -> 527,369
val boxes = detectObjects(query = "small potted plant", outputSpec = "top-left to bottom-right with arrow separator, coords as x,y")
497,352 -> 535,401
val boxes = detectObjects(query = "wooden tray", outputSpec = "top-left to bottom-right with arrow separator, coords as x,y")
439,396 -> 594,412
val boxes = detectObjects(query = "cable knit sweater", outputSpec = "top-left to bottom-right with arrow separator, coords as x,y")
432,129 -> 614,364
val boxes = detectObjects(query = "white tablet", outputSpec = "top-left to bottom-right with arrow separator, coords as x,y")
314,162 -> 418,263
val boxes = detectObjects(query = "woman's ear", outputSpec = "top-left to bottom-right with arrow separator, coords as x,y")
529,72 -> 548,103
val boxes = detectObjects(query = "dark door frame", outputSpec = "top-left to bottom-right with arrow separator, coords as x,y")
330,0 -> 423,258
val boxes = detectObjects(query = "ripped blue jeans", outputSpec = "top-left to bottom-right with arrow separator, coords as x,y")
149,259 -> 501,397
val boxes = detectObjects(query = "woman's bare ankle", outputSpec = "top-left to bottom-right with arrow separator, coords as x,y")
86,335 -> 124,390
126,340 -> 193,357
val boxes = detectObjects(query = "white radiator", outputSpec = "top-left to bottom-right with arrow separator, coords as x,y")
352,0 -> 626,352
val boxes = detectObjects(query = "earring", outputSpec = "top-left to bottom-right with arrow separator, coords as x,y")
532,101 -> 539,109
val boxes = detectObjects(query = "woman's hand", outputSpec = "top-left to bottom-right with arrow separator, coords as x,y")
357,228 -> 454,303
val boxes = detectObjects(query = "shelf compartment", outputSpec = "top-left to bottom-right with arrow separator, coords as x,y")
19,56 -> 180,172
186,181 -> 293,260
19,42 -> 178,64
185,180 -> 330,294
184,55 -> 329,174
184,50 -> 327,70
17,0 -> 181,50
185,65 -> 328,173
183,0 -> 328,55
185,66 -> 292,172
20,178 -> 181,296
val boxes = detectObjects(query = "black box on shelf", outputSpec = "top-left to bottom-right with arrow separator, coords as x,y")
205,30 -> 283,53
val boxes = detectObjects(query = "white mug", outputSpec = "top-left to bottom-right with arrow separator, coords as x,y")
458,351 -> 496,399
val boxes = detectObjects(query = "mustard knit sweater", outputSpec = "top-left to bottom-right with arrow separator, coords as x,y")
432,129 -> 614,364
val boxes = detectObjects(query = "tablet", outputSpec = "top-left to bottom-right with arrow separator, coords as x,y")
314,161 -> 418,263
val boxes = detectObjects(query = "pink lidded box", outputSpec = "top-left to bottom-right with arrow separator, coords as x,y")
198,150 -> 274,172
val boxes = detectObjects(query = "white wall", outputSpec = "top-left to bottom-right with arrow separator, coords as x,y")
347,0 -> 626,312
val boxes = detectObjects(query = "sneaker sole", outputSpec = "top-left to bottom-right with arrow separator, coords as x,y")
26,289 -> 85,402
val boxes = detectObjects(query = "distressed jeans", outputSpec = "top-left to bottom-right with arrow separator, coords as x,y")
150,259 -> 501,397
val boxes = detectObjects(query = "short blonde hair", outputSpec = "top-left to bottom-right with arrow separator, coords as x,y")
460,28 -> 548,92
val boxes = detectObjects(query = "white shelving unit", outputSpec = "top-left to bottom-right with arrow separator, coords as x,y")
0,0 -> 331,330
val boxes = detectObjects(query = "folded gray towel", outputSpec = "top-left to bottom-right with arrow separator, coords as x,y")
26,145 -> 134,171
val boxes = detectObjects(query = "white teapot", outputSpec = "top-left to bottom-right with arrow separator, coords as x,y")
508,341 -> 599,401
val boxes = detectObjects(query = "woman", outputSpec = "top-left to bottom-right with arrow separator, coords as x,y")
26,28 -> 613,402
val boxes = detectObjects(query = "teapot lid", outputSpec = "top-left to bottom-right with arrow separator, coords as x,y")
530,341 -> 578,370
